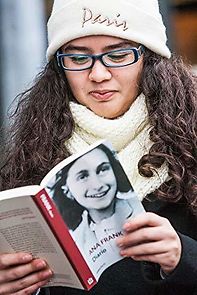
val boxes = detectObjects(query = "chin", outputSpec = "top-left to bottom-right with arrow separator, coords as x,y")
93,109 -> 123,119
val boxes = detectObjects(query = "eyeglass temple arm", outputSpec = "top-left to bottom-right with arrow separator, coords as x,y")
56,50 -> 62,67
138,45 -> 145,56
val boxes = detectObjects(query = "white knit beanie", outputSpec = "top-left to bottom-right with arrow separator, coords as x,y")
47,0 -> 171,61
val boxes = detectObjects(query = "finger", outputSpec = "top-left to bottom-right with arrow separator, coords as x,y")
0,259 -> 48,283
0,253 -> 33,269
123,212 -> 169,232
119,235 -> 181,272
130,252 -> 170,264
10,279 -> 50,295
117,226 -> 163,248
119,240 -> 168,257
131,251 -> 181,272
117,225 -> 172,247
0,268 -> 53,295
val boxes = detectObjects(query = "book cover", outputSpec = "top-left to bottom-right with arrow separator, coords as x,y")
0,139 -> 145,290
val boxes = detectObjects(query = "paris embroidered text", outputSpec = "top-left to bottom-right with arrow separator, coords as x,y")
82,8 -> 128,31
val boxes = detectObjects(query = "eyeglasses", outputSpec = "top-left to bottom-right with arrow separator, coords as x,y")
56,45 -> 144,71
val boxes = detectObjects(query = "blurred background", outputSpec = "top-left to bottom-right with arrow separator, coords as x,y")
0,0 -> 196,129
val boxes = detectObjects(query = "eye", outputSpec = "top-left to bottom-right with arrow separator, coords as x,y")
69,55 -> 90,65
105,49 -> 135,65
76,171 -> 89,182
97,163 -> 111,175
107,52 -> 129,62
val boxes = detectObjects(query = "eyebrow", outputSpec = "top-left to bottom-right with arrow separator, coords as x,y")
104,41 -> 137,51
64,45 -> 91,53
64,41 -> 137,53
76,169 -> 88,176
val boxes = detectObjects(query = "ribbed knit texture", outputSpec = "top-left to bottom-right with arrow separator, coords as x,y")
67,94 -> 169,200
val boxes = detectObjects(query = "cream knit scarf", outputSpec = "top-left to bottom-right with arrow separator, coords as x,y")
67,94 -> 169,201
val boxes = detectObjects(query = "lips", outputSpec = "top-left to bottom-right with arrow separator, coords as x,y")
86,187 -> 110,198
89,90 -> 117,101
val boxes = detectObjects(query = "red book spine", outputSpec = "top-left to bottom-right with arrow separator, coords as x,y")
33,188 -> 97,290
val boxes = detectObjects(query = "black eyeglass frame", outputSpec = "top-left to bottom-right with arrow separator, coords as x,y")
56,45 -> 145,71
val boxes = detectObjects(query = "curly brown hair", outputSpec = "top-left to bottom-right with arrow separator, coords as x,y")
0,49 -> 196,214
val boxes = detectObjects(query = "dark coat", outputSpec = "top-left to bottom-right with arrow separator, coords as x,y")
40,197 -> 197,295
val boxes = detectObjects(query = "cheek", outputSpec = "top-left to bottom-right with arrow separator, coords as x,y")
114,66 -> 141,89
107,174 -> 117,188
66,77 -> 87,103
66,76 -> 77,91
68,182 -> 83,199
66,73 -> 85,90
124,67 -> 143,94
126,68 -> 141,84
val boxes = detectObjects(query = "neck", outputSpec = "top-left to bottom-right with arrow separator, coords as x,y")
88,199 -> 115,223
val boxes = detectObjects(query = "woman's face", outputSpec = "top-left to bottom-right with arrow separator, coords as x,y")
66,148 -> 117,210
63,35 -> 144,119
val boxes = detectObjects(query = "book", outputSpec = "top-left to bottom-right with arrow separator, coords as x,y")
0,140 -> 145,290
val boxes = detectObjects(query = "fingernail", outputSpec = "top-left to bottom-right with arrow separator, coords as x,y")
123,223 -> 130,229
116,241 -> 123,247
22,254 -> 33,261
44,269 -> 53,277
37,260 -> 46,268
120,250 -> 127,257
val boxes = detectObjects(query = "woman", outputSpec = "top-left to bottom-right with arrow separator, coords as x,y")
0,0 -> 196,294
48,143 -> 143,278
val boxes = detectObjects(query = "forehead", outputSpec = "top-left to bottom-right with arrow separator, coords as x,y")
68,149 -> 110,175
63,35 -> 138,52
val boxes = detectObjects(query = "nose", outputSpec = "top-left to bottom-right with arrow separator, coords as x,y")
89,60 -> 112,83
88,175 -> 104,192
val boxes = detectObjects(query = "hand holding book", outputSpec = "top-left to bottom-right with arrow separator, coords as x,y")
0,140 -> 145,291
117,212 -> 182,274
0,252 -> 53,294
